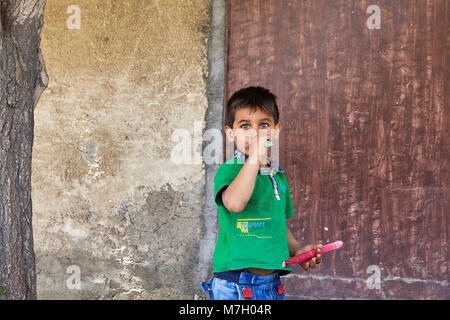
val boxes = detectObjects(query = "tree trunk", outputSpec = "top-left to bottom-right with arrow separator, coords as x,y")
0,0 -> 48,300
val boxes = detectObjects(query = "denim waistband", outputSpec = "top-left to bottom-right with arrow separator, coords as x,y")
214,269 -> 245,283
214,269 -> 280,285
238,270 -> 280,285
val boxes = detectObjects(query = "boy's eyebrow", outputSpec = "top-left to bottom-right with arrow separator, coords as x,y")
237,118 -> 272,124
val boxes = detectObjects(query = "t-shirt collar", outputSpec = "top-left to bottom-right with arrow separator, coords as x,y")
233,149 -> 285,175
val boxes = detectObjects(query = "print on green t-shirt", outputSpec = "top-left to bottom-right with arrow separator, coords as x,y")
213,157 -> 295,275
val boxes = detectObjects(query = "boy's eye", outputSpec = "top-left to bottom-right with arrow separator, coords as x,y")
240,123 -> 270,129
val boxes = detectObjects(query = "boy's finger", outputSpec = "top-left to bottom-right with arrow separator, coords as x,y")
309,258 -> 316,268
298,245 -> 314,254
316,254 -> 321,264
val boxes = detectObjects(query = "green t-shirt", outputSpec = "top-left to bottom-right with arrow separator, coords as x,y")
213,157 -> 295,275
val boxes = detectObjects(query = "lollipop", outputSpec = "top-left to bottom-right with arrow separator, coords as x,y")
282,240 -> 344,267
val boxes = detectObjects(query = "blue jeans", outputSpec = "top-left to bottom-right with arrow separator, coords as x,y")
201,271 -> 285,300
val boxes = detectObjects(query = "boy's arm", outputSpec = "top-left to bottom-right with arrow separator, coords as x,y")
222,134 -> 270,213
286,225 -> 303,256
287,224 -> 323,270
221,153 -> 259,213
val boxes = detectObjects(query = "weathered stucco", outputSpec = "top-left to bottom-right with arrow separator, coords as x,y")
32,0 -> 211,299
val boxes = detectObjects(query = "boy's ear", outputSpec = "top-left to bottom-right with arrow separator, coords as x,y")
224,126 -> 234,142
273,122 -> 282,139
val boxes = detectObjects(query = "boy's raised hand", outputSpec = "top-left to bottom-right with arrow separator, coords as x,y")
294,244 -> 323,271
248,129 -> 270,166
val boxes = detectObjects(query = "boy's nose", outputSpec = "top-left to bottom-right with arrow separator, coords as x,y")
257,128 -> 270,137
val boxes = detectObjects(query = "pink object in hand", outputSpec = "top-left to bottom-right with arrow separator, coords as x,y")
282,241 -> 344,267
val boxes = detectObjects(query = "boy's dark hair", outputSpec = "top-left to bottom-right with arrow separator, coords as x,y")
225,86 -> 280,128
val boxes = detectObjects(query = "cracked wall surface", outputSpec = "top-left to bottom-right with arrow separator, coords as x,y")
32,0 -> 211,299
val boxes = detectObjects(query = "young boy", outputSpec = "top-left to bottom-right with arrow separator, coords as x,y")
201,86 -> 323,300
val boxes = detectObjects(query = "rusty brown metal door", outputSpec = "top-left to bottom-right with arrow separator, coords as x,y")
225,0 -> 449,299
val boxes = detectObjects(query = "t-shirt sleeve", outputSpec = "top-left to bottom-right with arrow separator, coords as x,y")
285,178 -> 295,219
214,161 -> 242,209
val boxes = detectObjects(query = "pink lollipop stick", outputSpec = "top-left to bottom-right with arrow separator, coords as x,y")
282,240 -> 343,267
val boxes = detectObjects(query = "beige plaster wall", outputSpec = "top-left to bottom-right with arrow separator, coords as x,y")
32,0 -> 210,299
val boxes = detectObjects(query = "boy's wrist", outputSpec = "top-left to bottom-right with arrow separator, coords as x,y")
289,243 -> 303,257
246,153 -> 260,167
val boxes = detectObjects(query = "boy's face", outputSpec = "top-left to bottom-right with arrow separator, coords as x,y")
225,107 -> 282,156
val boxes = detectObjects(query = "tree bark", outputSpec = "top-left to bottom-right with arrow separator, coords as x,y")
0,0 -> 48,300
